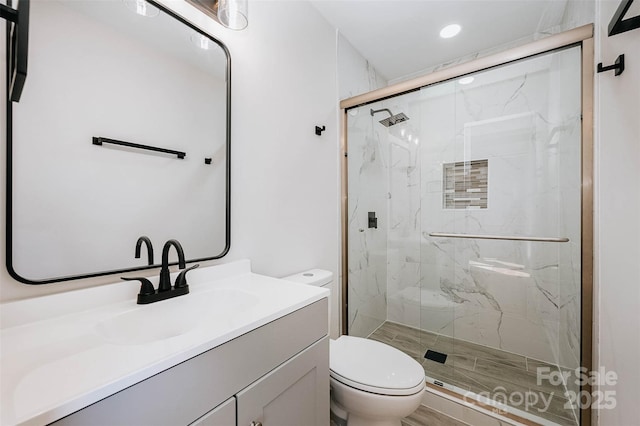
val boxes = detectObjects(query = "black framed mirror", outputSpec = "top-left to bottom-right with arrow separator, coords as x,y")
6,0 -> 231,284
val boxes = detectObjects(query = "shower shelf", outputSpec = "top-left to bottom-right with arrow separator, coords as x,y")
428,232 -> 569,243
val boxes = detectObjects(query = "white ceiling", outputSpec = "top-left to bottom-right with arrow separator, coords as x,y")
310,0 -> 570,82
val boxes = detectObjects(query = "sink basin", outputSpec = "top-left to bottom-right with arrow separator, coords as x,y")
95,288 -> 259,345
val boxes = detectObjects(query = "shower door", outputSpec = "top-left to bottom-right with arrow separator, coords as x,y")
419,46 -> 582,426
346,43 -> 585,426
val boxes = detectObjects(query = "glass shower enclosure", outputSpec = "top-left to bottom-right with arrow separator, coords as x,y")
345,43 -> 587,426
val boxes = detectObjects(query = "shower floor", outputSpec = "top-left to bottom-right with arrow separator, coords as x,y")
368,322 -> 578,426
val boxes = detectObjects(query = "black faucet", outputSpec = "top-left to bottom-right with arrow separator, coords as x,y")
135,236 -> 154,266
122,239 -> 198,304
158,239 -> 186,292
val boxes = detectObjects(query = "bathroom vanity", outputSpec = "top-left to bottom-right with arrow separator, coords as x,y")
0,261 -> 329,425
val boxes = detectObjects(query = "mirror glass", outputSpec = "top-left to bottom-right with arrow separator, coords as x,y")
7,0 -> 230,284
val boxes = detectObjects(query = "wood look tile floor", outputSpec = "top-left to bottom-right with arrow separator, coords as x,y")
331,405 -> 467,426
401,405 -> 470,426
369,322 -> 579,426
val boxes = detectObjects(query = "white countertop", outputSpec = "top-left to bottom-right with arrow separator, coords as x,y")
0,260 -> 329,426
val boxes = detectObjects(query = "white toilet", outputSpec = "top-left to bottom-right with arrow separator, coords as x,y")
283,270 -> 426,426
329,336 -> 426,426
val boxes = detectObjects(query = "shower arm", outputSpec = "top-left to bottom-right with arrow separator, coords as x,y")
370,108 -> 394,118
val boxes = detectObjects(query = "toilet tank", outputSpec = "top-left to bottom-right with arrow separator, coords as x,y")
283,269 -> 333,334
282,269 -> 333,290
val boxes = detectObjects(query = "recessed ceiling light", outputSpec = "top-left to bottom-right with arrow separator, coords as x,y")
459,76 -> 474,85
440,24 -> 461,39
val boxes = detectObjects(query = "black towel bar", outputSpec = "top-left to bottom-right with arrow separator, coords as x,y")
92,137 -> 186,159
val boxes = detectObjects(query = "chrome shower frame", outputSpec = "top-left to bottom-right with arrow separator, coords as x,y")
339,24 -> 594,426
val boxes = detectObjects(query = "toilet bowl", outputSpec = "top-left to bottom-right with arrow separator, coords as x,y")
329,336 -> 425,426
282,270 -> 426,426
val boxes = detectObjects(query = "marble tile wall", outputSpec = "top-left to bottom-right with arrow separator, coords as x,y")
346,111 -> 389,337
338,34 -> 387,99
386,91 -> 425,331
339,34 -> 390,337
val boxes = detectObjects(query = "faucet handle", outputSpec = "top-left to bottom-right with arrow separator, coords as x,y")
175,264 -> 199,289
121,277 -> 156,296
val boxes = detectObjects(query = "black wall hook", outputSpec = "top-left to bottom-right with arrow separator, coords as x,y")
315,125 -> 326,136
597,54 -> 625,76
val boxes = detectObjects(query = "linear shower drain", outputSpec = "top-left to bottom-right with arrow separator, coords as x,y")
424,349 -> 448,364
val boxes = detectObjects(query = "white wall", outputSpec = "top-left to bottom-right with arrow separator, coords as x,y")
594,1 -> 640,424
1,0 -> 340,335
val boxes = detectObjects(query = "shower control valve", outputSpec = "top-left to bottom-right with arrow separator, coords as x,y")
368,212 -> 378,229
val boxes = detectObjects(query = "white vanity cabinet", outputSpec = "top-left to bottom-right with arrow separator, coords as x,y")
191,397 -> 236,426
236,337 -> 328,426
52,299 -> 329,426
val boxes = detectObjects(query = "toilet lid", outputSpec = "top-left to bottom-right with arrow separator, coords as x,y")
330,336 -> 425,396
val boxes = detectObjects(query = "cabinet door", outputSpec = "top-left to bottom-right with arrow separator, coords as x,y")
190,397 -> 236,426
237,337 -> 329,426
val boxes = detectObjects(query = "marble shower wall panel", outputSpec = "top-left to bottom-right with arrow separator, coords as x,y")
339,33 -> 390,338
347,106 -> 390,338
385,92 -> 425,328
414,47 -> 582,365
387,260 -> 421,326
337,34 -> 387,100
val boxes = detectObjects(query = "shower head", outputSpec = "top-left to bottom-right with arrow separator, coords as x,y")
370,108 -> 409,127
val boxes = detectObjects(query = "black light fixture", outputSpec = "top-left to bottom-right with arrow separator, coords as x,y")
1,0 -> 29,102
608,0 -> 640,36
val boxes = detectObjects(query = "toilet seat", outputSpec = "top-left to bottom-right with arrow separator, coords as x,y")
330,336 -> 426,396
330,370 -> 425,396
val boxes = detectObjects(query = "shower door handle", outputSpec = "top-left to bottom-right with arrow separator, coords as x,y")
428,232 -> 569,243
